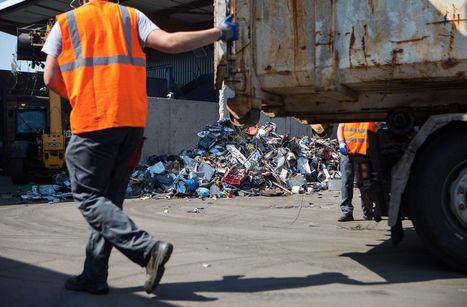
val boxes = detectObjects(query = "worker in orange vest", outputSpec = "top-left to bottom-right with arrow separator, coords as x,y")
42,0 -> 238,295
337,122 -> 379,222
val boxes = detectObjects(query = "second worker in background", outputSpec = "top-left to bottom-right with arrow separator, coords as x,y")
337,122 -> 380,222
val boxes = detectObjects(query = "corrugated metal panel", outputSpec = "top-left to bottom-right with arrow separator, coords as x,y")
0,0 -> 70,25
0,0 -> 213,33
128,0 -> 212,24
146,46 -> 213,87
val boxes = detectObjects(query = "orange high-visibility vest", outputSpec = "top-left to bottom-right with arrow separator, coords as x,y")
56,1 -> 147,134
343,122 -> 377,155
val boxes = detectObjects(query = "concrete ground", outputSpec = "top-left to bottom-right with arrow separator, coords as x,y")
0,191 -> 466,307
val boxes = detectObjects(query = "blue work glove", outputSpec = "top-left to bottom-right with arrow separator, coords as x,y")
218,14 -> 239,41
339,143 -> 348,155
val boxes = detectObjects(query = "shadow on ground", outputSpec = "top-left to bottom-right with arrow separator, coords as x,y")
0,256 -> 177,307
129,229 -> 466,302
1,229 -> 465,305
340,228 -> 466,283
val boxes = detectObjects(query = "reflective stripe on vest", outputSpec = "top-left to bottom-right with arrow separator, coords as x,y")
60,56 -> 146,72
59,5 -> 145,73
344,137 -> 366,144
344,128 -> 368,133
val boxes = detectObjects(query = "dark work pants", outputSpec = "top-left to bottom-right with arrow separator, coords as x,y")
339,154 -> 355,214
66,127 -> 157,282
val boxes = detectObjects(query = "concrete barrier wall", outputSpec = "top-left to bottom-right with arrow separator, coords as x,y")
142,98 -> 219,160
142,98 -> 314,161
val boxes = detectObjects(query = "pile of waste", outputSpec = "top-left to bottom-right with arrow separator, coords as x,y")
127,121 -> 341,199
18,172 -> 73,203
18,121 -> 341,202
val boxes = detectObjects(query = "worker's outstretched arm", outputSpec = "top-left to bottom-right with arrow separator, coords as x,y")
44,55 -> 67,98
146,15 -> 238,53
146,28 -> 220,54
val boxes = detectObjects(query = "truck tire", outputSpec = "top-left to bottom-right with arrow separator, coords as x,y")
408,125 -> 467,272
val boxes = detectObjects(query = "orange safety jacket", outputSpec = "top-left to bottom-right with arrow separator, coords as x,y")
56,1 -> 147,134
343,122 -> 377,155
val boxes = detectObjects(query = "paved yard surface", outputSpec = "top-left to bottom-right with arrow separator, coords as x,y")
0,191 -> 466,307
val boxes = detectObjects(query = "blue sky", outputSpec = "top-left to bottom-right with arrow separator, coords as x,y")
0,31 -> 19,71
0,31 -> 41,72
0,0 -> 14,70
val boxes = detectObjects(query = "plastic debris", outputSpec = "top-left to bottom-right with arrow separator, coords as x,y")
148,162 -> 166,175
18,178 -> 73,203
196,187 -> 210,198
188,207 -> 204,214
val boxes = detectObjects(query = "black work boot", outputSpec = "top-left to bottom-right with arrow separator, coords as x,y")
64,274 -> 109,295
338,213 -> 354,222
144,241 -> 173,294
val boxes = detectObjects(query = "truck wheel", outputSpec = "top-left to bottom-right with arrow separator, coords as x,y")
8,158 -> 26,184
408,125 -> 467,272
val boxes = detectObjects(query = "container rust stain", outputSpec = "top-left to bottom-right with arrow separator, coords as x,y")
391,49 -> 404,66
391,36 -> 429,44
289,0 -> 308,82
448,22 -> 456,59
290,0 -> 300,63
434,3 -> 467,26
368,0 -> 375,14
361,24 -> 369,67
330,0 -> 335,52
426,18 -> 466,25
441,58 -> 460,69
452,3 -> 457,22
426,10 -> 467,26
349,27 -> 356,68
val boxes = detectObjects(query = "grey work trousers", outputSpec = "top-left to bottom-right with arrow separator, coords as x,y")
66,127 -> 157,282
339,153 -> 372,217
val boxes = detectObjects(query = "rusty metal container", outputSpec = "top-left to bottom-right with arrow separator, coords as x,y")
215,0 -> 467,126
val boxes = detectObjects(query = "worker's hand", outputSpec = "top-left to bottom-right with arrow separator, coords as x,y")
339,142 -> 348,155
217,15 -> 239,41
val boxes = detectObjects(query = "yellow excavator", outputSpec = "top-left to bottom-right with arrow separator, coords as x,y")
41,90 -> 66,170
7,20 -> 65,183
